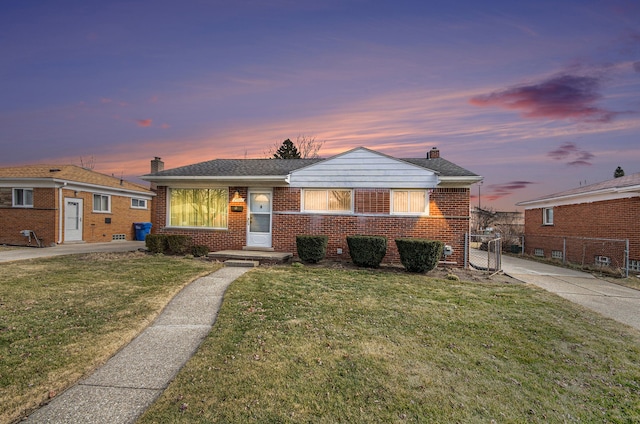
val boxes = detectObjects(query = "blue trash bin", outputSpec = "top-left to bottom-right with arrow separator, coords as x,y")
134,222 -> 152,241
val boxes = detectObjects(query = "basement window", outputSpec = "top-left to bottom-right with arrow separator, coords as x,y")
534,248 -> 544,257
629,260 -> 640,272
13,188 -> 34,207
551,250 -> 563,260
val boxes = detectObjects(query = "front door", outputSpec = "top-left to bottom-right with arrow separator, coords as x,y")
247,190 -> 272,248
64,198 -> 83,242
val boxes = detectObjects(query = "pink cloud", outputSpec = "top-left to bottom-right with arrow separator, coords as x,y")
160,123 -> 170,129
470,74 -> 618,123
483,181 -> 536,201
136,119 -> 153,127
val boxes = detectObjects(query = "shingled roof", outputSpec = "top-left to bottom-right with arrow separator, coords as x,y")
0,164 -> 152,193
518,172 -> 640,206
144,154 -> 477,179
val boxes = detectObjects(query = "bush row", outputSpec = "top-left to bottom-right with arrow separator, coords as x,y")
296,234 -> 444,273
145,234 -> 210,257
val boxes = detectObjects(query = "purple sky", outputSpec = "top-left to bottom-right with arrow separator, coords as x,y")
1,0 -> 639,210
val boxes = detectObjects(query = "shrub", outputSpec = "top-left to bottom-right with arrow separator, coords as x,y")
296,235 -> 328,263
145,234 -> 166,254
395,238 -> 444,273
346,235 -> 387,268
191,245 -> 210,257
165,235 -> 191,255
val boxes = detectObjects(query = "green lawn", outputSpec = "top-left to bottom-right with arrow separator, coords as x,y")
0,252 -> 220,423
140,266 -> 640,423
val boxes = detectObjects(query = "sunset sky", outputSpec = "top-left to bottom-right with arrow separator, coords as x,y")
1,0 -> 639,210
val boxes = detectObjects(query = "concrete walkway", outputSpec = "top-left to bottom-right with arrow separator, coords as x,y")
25,266 -> 249,423
0,241 -> 146,263
501,254 -> 640,331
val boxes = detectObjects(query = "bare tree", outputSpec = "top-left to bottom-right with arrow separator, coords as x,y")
295,135 -> 324,158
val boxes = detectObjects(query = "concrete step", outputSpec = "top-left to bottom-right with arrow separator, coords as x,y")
224,259 -> 260,268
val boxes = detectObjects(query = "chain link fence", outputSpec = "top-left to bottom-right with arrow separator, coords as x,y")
466,234 -> 502,272
522,234 -> 629,277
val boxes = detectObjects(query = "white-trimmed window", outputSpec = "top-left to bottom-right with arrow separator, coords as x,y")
302,189 -> 352,213
392,190 -> 428,215
13,188 -> 33,207
131,198 -> 147,209
543,207 -> 554,225
169,188 -> 228,228
93,194 -> 111,212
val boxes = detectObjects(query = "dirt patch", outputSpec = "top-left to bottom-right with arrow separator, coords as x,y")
277,259 -> 518,285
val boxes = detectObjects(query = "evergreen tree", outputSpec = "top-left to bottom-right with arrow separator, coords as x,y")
272,139 -> 301,159
614,166 -> 625,178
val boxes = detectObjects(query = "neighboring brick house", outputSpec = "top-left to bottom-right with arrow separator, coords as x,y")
142,147 -> 481,266
0,165 -> 154,246
517,172 -> 640,273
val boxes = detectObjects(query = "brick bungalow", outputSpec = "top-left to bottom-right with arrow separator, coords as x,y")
142,147 -> 481,266
517,172 -> 640,273
0,165 -> 154,246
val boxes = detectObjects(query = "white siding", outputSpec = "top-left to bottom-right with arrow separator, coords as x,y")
288,148 -> 439,188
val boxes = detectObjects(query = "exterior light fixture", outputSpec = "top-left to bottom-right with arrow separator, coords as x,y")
231,191 -> 245,203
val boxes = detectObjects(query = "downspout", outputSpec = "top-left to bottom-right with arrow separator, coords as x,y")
57,182 -> 67,244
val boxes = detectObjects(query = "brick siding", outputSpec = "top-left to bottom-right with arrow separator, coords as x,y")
0,187 -> 151,246
152,185 -> 471,266
524,197 -> 640,265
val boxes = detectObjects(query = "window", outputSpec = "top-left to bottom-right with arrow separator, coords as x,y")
594,256 -> 611,267
131,198 -> 147,209
630,260 -> 640,272
392,190 -> 428,215
13,188 -> 33,207
551,250 -> 563,260
302,189 -> 352,213
169,188 -> 228,228
93,194 -> 110,212
543,207 -> 554,225
534,248 -> 544,257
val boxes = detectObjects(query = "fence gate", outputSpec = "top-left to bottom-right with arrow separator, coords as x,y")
466,233 -> 502,273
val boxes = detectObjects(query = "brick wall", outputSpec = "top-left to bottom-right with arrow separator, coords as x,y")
524,197 -> 640,264
65,189 -> 152,242
0,188 -> 57,246
153,185 -> 471,266
0,187 -> 152,245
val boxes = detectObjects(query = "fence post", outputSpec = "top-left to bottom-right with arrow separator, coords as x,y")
625,239 -> 630,278
464,233 -> 469,269
563,237 -> 566,265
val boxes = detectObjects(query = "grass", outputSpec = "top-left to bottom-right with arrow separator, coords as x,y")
140,266 -> 640,423
0,252 -> 220,424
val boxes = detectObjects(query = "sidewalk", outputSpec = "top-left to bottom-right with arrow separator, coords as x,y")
26,266 -> 250,423
501,254 -> 640,331
0,241 -> 146,263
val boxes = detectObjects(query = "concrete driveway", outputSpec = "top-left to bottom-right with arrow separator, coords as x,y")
501,254 -> 640,331
0,241 -> 145,263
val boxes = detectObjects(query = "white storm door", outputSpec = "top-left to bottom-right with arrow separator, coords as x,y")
247,190 -> 272,248
64,198 -> 83,241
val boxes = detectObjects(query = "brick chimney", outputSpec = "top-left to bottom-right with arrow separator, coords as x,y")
427,147 -> 440,159
149,157 -> 164,191
150,157 -> 164,173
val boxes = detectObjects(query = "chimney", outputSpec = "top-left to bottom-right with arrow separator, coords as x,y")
151,157 -> 164,174
427,147 -> 440,159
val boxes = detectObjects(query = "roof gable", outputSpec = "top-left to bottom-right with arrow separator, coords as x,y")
288,147 -> 439,188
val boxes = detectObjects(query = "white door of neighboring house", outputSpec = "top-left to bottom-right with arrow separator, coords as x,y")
246,190 -> 272,248
64,198 -> 83,242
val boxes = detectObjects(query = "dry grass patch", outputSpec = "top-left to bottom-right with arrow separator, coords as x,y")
0,252 -> 220,423
140,266 -> 640,423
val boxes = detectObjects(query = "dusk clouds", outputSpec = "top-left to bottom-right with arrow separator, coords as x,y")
484,181 -> 536,202
470,74 -> 618,123
547,142 -> 595,166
